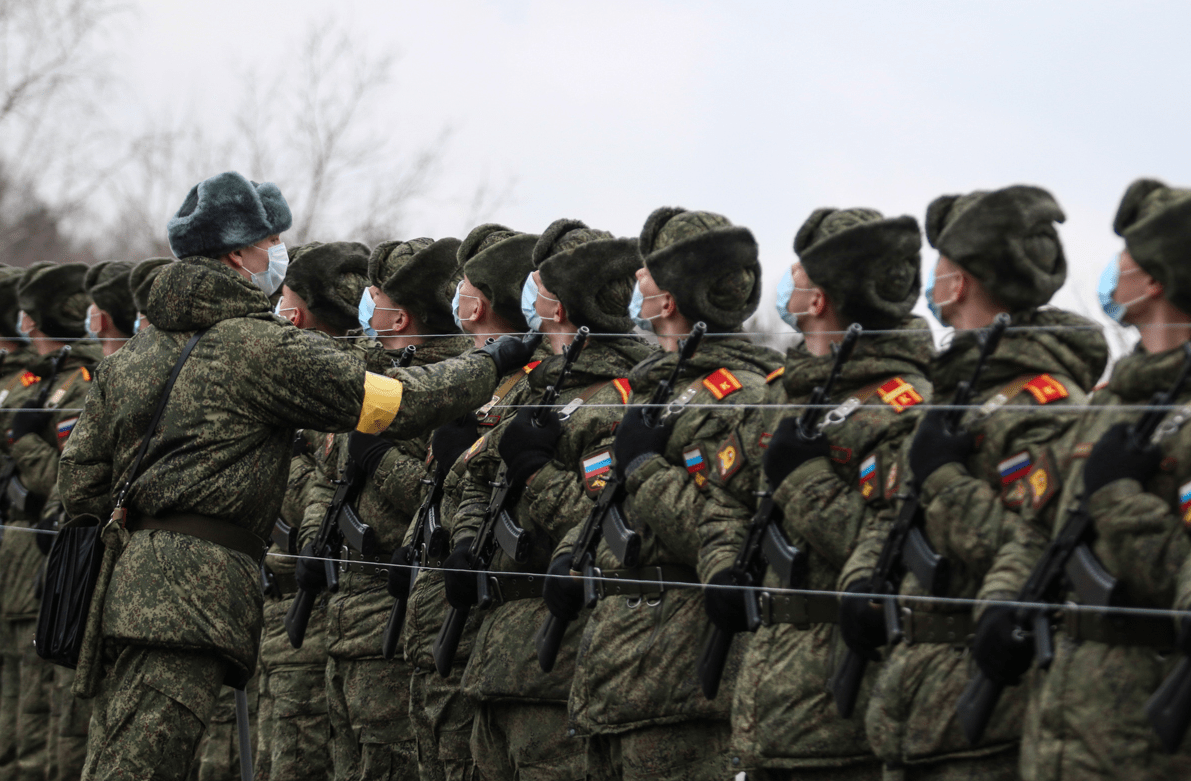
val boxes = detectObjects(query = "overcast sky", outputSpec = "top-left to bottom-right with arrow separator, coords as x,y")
108,0 -> 1191,344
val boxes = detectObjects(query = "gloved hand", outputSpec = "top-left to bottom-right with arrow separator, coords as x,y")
1082,422 -> 1161,496
387,545 -> 415,599
908,409 -> 973,489
838,580 -> 888,662
613,406 -> 671,480
480,333 -> 544,376
763,417 -> 830,488
432,415 -> 481,478
9,400 -> 50,442
443,539 -> 479,609
294,542 -> 328,592
349,431 -> 395,478
703,569 -> 750,634
292,432 -> 313,458
498,409 -> 562,487
542,555 -> 584,621
972,604 -> 1035,685
1177,614 -> 1191,655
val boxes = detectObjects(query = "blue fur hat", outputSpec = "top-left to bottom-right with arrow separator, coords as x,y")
166,171 -> 293,259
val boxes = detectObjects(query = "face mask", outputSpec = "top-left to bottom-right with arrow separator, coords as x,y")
1098,254 -> 1146,323
274,299 -> 298,323
774,265 -> 817,330
247,242 -> 289,297
16,311 -> 30,339
452,281 -> 481,329
133,314 -> 143,335
924,262 -> 960,326
357,290 -> 378,337
627,281 -> 666,333
85,307 -> 100,340
521,273 -> 560,332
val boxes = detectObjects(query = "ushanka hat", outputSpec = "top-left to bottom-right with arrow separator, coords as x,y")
18,262 -> 89,339
166,171 -> 293,259
795,207 -> 921,330
369,237 -> 463,335
532,219 -> 640,334
284,241 -> 371,334
639,208 -> 761,332
129,258 -> 173,315
925,185 -> 1066,312
0,265 -> 27,339
458,224 -> 539,331
84,260 -> 137,336
1113,178 -> 1191,315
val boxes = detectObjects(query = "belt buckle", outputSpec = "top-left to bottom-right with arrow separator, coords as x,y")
339,545 -> 350,574
791,594 -> 811,630
759,591 -> 773,627
901,606 -> 914,646
644,566 -> 663,607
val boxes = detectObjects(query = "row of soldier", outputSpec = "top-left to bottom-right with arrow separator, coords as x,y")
0,171 -> 1186,781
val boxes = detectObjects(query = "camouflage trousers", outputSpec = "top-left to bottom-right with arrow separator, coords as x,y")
471,700 -> 587,781
586,719 -> 731,781
255,661 -> 331,781
13,617 -> 53,781
326,654 -> 416,780
189,677 -> 258,781
47,666 -> 90,781
880,748 -> 1019,781
410,665 -> 476,781
747,764 -> 882,781
81,646 -> 226,781
0,618 -> 20,774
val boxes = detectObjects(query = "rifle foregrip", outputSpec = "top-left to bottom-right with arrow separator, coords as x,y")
285,589 -> 315,649
535,613 -> 568,673
1064,544 -> 1120,607
956,671 -> 1003,746
432,605 -> 470,678
602,504 -> 640,567
831,650 -> 868,718
697,627 -> 733,700
905,526 -> 948,595
381,598 -> 407,661
1146,655 -> 1191,753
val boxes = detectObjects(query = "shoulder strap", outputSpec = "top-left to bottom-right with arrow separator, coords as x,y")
114,329 -> 210,517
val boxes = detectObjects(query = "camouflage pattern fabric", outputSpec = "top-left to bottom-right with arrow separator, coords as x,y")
326,655 -> 416,780
16,617 -> 51,781
471,701 -> 586,781
696,319 -> 933,773
47,666 -> 90,781
585,719 -> 730,781
190,679 -> 257,781
409,669 -> 476,781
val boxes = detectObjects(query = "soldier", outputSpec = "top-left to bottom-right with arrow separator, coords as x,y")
441,218 -> 652,781
549,208 -> 782,780
399,224 -> 549,781
698,208 -> 931,780
56,171 -> 539,781
294,236 -> 473,780
977,179 -> 1191,779
83,261 -> 137,357
128,257 -> 172,334
837,186 -> 1108,779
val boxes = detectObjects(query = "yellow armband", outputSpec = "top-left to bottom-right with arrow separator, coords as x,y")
357,372 -> 404,434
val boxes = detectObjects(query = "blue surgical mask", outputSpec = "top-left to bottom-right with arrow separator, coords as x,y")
247,242 -> 288,297
628,281 -> 665,333
924,261 -> 960,326
133,314 -> 143,334
452,281 -> 481,330
1098,254 -> 1146,323
85,306 -> 100,340
774,265 -> 816,330
520,273 -> 544,332
357,290 -> 378,337
16,311 -> 30,339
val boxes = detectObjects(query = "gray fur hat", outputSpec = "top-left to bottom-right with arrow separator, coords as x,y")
284,241 -> 371,335
167,171 -> 293,259
1113,178 -> 1191,315
18,262 -> 90,339
795,208 -> 922,330
129,258 -> 173,314
369,237 -> 463,335
925,185 -> 1066,313
84,260 -> 137,336
458,224 -> 538,331
533,219 -> 640,334
640,208 -> 761,332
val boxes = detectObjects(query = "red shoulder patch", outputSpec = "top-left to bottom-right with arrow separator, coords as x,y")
703,368 -> 743,400
1023,374 -> 1068,405
611,378 -> 631,405
19,372 -> 39,388
876,377 -> 924,413
524,360 -> 542,372
766,366 -> 785,384
80,367 -> 91,382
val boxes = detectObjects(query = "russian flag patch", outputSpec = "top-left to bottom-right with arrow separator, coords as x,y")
56,417 -> 78,446
582,448 -> 613,495
1180,480 -> 1191,527
999,451 -> 1031,485
684,447 -> 706,474
859,454 -> 878,499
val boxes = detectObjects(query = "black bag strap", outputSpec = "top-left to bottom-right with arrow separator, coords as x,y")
113,328 -> 210,515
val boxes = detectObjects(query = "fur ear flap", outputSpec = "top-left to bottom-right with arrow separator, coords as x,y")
368,240 -> 405,288
1113,178 -> 1167,237
639,207 -> 688,257
794,208 -> 837,255
925,195 -> 961,249
459,224 -> 514,264
532,219 -> 589,268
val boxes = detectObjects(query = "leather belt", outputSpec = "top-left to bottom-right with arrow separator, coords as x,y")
757,591 -> 839,627
482,573 -> 543,605
1062,608 -> 1175,649
339,546 -> 394,577
899,607 -> 973,646
129,513 -> 268,562
594,565 -> 699,602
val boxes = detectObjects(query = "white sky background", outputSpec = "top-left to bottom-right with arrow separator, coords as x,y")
104,0 -> 1191,349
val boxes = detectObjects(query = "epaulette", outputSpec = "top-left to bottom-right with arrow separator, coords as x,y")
703,368 -> 744,400
80,367 -> 91,382
611,378 -> 631,405
1023,374 -> 1069,405
875,377 -> 924,413
766,366 -> 785,384
524,360 -> 542,372
19,371 -> 39,388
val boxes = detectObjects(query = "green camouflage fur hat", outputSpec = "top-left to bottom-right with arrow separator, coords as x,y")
532,219 -> 640,335
639,208 -> 761,332
369,237 -> 463,335
0,265 -> 26,339
795,207 -> 921,330
166,171 -> 293,259
18,262 -> 90,339
129,258 -> 173,315
284,241 -> 371,335
1112,178 -> 1191,315
84,260 -> 137,336
925,185 -> 1066,313
458,224 -> 539,331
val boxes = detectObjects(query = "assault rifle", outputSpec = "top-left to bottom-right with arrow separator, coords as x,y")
0,345 -> 71,523
432,327 -> 589,676
261,518 -> 298,598
534,322 -> 706,673
697,323 -> 861,699
831,313 -> 1010,718
285,344 -> 417,648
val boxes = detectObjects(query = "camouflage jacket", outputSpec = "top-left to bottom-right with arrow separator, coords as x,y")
58,257 -> 502,684
843,308 -> 1107,766
699,319 -> 934,770
567,336 -> 782,734
454,337 -> 654,703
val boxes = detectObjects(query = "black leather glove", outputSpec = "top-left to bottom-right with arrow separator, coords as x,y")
613,406 -> 671,480
348,431 -> 394,479
703,569 -> 750,634
763,417 -> 830,488
292,432 -> 313,459
9,400 -> 50,442
1082,422 -> 1161,496
542,555 -> 584,621
443,539 -> 479,609
294,542 -> 328,592
479,333 -> 544,376
971,605 -> 1035,685
838,580 -> 888,662
387,545 -> 415,599
498,409 -> 562,487
908,408 -> 974,489
432,415 -> 481,478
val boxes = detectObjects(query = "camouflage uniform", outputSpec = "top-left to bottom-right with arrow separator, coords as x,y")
56,257 -> 506,781
566,337 -> 782,781
190,678 -> 258,781
842,309 -> 1107,778
699,322 -> 934,780
453,337 -> 653,781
